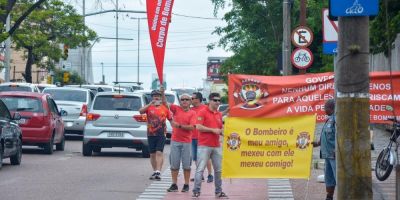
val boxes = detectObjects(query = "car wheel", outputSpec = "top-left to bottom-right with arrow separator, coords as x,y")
10,138 -> 22,165
93,146 -> 101,153
44,135 -> 54,154
82,143 -> 92,156
142,145 -> 150,158
56,134 -> 65,151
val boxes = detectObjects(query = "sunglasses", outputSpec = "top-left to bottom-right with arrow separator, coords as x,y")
212,99 -> 221,102
180,98 -> 191,101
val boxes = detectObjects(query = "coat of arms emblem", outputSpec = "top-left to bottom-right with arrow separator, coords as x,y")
226,132 -> 241,151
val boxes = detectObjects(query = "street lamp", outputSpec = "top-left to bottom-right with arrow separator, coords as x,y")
130,17 -> 147,84
101,62 -> 104,84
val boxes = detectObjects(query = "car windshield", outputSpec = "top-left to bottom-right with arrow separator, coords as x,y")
144,94 -> 175,104
93,95 -> 141,111
171,88 -> 196,97
44,89 -> 87,102
0,85 -> 32,92
1,97 -> 43,113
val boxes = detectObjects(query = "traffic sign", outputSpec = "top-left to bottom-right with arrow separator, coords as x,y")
330,0 -> 379,17
322,9 -> 338,55
291,48 -> 313,70
291,26 -> 313,48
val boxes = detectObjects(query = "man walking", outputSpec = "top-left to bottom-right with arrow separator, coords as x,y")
139,87 -> 171,181
312,99 -> 336,200
191,92 -> 214,183
167,93 -> 196,193
192,93 -> 227,198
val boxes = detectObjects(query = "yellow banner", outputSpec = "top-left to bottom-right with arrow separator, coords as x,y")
222,115 -> 316,179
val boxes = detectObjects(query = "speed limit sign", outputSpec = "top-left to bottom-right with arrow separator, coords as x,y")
291,48 -> 314,69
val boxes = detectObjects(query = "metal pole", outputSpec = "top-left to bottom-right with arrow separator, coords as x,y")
4,14 -> 11,82
116,0 -> 119,83
82,0 -> 86,83
137,18 -> 140,83
101,62 -> 105,84
298,0 -> 307,75
282,0 -> 292,75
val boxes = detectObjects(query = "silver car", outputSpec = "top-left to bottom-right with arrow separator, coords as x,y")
82,92 -> 149,157
43,87 -> 94,135
0,82 -> 40,93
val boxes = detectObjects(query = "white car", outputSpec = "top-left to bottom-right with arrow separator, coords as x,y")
0,82 -> 40,93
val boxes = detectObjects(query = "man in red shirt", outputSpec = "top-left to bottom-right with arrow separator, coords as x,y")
191,92 -> 214,183
139,87 -> 171,181
192,93 -> 228,198
166,93 -> 196,193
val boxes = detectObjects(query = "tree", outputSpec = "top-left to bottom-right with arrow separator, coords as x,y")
11,0 -> 96,83
210,0 -> 331,78
370,0 -> 400,55
53,68 -> 84,85
0,0 -> 47,42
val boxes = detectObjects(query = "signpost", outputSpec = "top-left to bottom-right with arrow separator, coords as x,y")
322,9 -> 338,55
291,26 -> 313,48
291,48 -> 313,70
330,0 -> 379,17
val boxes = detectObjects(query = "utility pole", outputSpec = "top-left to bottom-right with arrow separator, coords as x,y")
4,14 -> 11,82
82,0 -> 86,83
336,15 -> 372,200
115,0 -> 119,83
137,18 -> 140,83
299,0 -> 306,75
282,0 -> 292,75
101,62 -> 105,84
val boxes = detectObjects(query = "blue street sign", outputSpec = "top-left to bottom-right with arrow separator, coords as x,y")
330,0 -> 379,17
323,42 -> 337,55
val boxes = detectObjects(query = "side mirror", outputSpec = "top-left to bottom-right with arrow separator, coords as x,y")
59,109 -> 68,116
12,112 -> 21,120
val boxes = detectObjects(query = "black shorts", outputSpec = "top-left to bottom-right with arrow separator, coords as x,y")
148,135 -> 166,153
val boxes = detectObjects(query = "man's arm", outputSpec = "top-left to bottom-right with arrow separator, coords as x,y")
196,124 -> 222,135
139,102 -> 153,114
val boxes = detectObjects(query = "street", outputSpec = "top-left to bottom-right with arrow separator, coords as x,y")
0,136 -> 164,200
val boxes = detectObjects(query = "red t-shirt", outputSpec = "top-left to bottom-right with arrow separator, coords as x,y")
196,107 -> 223,147
170,104 -> 196,143
191,104 -> 208,139
145,105 -> 171,136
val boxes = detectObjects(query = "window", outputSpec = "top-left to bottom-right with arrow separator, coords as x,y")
0,100 -> 11,119
144,94 -> 175,104
0,85 -> 32,92
93,95 -> 142,111
0,97 -> 43,113
44,89 -> 87,102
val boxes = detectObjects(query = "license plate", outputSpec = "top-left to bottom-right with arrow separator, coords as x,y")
107,132 -> 124,137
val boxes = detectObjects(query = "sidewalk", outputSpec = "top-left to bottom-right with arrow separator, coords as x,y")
163,172 -> 268,200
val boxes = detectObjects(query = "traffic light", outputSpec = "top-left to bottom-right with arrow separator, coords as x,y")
63,44 -> 69,58
63,72 -> 70,83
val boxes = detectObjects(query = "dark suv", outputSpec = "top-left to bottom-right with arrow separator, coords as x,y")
0,99 -> 23,169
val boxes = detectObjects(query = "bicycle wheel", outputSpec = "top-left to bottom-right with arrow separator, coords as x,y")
375,148 -> 393,181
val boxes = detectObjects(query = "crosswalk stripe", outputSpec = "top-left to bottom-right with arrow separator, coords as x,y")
268,179 -> 294,200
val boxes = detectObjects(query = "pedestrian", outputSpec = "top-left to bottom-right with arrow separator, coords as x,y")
167,93 -> 196,193
190,92 -> 214,183
312,99 -> 336,200
192,92 -> 228,198
139,86 -> 171,181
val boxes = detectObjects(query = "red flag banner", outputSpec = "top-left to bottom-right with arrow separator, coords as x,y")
228,72 -> 400,123
146,0 -> 174,84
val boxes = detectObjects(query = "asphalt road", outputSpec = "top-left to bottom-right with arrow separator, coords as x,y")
0,136 -> 167,200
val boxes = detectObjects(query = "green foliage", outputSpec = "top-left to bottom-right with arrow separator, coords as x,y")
210,0 -> 332,78
10,0 -> 96,82
370,0 -> 400,55
53,68 -> 84,85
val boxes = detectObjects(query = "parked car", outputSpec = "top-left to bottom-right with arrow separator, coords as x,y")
43,87 -> 94,136
65,85 -> 115,95
82,92 -> 149,157
35,84 -> 57,93
0,99 -> 22,169
0,92 -> 65,154
133,90 -> 179,143
0,82 -> 40,93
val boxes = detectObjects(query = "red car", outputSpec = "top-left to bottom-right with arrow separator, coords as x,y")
0,92 -> 65,154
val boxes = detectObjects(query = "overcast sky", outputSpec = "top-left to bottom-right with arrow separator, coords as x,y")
71,0 -> 231,89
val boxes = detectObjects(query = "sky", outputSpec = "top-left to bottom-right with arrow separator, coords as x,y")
70,0 -> 231,90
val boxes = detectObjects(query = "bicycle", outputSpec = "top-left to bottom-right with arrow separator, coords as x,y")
375,117 -> 400,181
